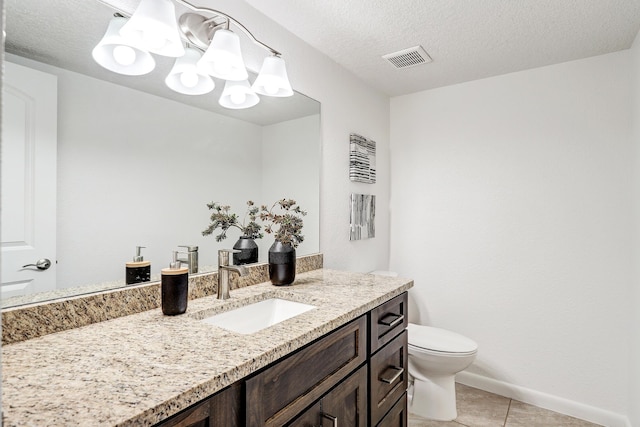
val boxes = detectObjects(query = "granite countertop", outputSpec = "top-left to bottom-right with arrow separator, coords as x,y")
2,269 -> 413,426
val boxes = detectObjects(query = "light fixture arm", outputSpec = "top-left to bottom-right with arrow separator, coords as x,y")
174,0 -> 281,56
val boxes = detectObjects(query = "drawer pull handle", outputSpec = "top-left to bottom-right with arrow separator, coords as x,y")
379,313 -> 404,328
321,412 -> 338,427
379,366 -> 404,385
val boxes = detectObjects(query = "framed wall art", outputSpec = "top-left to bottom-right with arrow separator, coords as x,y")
349,133 -> 376,184
349,193 -> 376,240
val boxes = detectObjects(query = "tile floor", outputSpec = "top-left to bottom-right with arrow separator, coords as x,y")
408,384 -> 602,427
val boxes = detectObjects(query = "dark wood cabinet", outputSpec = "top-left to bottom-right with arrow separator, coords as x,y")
369,293 -> 409,427
288,365 -> 368,427
320,365 -> 368,427
246,316 -> 367,427
287,402 -> 322,427
370,293 -> 409,354
370,331 -> 408,425
376,394 -> 408,427
156,292 -> 409,427
157,382 -> 242,427
158,398 -> 211,427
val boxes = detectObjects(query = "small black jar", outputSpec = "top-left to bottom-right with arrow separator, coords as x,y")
161,267 -> 189,315
268,241 -> 296,285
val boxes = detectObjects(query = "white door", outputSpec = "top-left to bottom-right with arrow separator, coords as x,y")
1,61 -> 57,299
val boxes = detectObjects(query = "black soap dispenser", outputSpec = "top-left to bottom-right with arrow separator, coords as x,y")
161,251 -> 189,316
125,246 -> 151,285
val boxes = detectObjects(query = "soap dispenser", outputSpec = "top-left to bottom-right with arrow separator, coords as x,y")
125,246 -> 151,285
161,251 -> 189,316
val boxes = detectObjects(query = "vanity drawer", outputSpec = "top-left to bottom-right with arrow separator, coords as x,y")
376,393 -> 408,427
245,315 -> 367,427
370,330 -> 408,426
370,292 -> 408,354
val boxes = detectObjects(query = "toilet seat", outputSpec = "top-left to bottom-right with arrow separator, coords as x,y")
408,324 -> 478,355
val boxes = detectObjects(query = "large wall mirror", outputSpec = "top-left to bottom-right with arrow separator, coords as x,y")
1,0 -> 321,308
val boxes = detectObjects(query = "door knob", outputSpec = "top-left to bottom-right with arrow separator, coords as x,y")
22,258 -> 52,270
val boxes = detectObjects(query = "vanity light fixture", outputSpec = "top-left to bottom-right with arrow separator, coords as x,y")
198,28 -> 248,82
92,15 -> 156,76
119,0 -> 185,57
219,79 -> 260,109
165,46 -> 214,95
252,55 -> 293,97
92,0 -> 294,109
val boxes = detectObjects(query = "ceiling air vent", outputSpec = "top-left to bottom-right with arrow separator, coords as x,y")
382,46 -> 432,69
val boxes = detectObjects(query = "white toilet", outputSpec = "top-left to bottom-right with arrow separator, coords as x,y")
407,323 -> 478,420
369,271 -> 478,421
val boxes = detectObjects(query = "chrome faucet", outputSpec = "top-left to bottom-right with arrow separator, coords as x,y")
176,245 -> 198,274
217,249 -> 249,300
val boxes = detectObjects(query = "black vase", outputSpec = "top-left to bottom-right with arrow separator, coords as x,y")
233,236 -> 259,265
268,241 -> 296,285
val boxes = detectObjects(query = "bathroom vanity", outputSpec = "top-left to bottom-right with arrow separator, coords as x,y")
1,269 -> 412,426
160,293 -> 409,427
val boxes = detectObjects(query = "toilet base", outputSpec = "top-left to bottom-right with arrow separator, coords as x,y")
409,375 -> 458,421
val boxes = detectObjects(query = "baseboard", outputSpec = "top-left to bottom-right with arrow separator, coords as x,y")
456,371 -> 631,427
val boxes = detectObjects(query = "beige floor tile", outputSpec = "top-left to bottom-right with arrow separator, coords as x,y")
409,413 -> 465,427
505,400 -> 602,427
454,383 -> 511,427
408,383 -> 510,427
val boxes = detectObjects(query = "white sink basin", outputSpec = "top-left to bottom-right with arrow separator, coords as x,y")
201,298 -> 316,334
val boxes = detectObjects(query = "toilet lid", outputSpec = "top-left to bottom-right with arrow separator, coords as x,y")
408,324 -> 478,354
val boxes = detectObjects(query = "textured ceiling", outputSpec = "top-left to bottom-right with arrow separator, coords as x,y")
7,0 -> 640,104
244,0 -> 640,96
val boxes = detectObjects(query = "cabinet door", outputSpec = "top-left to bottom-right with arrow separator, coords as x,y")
320,365 -> 368,427
210,382 -> 242,427
157,383 -> 242,427
376,394 -> 407,427
287,366 -> 368,427
246,316 -> 367,426
157,398 -> 211,427
287,402 -> 322,427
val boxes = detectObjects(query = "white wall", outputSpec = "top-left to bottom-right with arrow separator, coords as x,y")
390,52 -> 634,424
221,1 -> 391,273
630,31 -> 640,427
261,115 -> 321,258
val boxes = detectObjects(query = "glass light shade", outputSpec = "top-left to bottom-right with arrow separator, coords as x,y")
165,47 -> 215,95
119,0 -> 185,57
252,56 -> 293,97
92,16 -> 156,76
219,80 -> 260,109
198,29 -> 248,81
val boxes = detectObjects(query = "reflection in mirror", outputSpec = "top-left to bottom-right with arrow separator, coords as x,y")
1,0 -> 321,308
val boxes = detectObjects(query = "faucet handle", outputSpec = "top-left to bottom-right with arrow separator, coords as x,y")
218,249 -> 241,254
169,251 -> 184,269
218,249 -> 241,267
